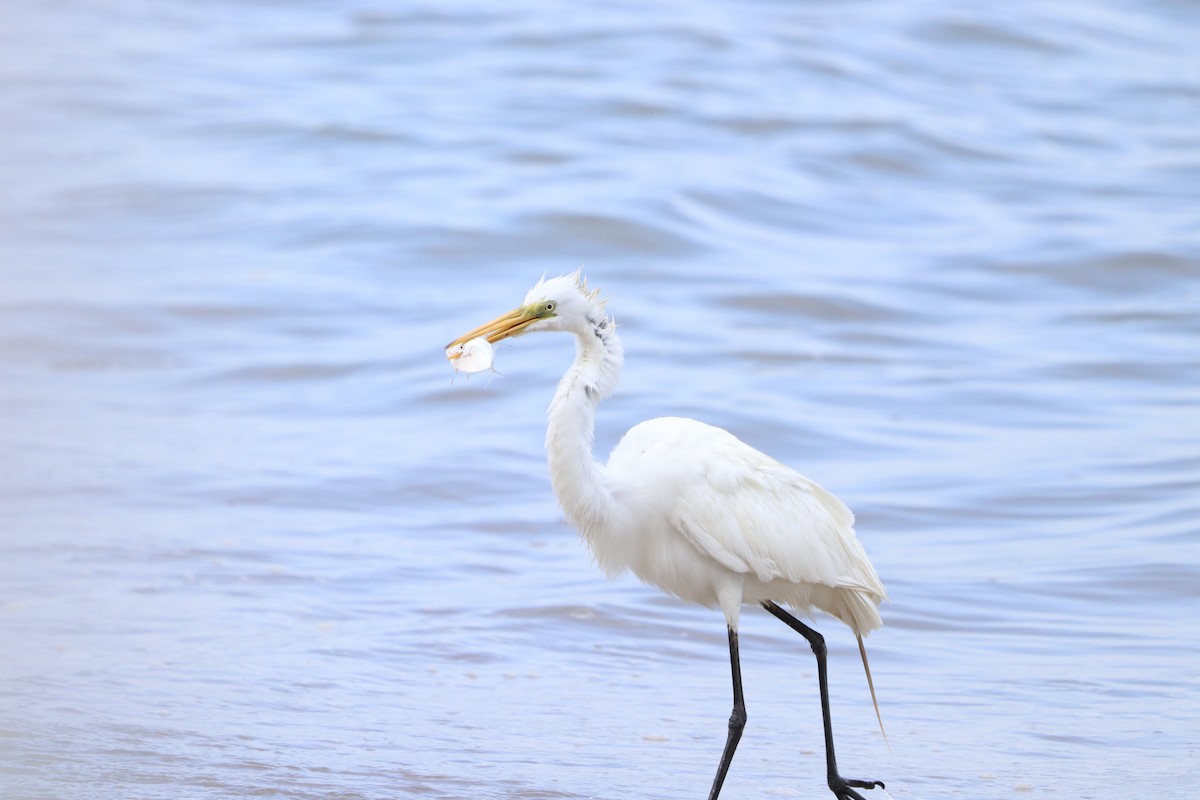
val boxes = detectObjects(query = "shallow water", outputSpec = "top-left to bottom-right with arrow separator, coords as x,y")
2,1 -> 1198,798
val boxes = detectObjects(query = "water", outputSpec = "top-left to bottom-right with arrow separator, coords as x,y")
2,1 -> 1198,797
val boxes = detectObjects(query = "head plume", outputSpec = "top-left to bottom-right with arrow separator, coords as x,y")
572,268 -> 605,311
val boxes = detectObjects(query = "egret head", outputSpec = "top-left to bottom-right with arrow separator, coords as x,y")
445,271 -> 606,360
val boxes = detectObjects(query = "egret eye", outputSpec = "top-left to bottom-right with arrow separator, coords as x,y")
545,301 -> 556,312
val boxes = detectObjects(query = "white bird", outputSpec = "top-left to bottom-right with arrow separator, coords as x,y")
446,272 -> 888,800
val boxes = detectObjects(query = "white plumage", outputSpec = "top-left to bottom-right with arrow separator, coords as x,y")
446,272 -> 888,800
605,416 -> 885,633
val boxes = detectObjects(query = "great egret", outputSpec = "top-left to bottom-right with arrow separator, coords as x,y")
446,272 -> 888,800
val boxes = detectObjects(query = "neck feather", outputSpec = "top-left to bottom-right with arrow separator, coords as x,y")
545,318 -> 624,540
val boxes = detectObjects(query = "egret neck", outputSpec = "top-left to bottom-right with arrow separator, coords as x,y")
545,311 -> 624,548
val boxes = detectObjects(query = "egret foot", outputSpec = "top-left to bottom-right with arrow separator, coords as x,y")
831,776 -> 885,800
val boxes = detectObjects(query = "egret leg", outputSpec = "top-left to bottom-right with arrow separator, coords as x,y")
706,625 -> 747,800
762,601 -> 885,800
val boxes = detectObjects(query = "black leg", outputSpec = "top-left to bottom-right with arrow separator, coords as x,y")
762,601 -> 885,800
706,625 -> 747,800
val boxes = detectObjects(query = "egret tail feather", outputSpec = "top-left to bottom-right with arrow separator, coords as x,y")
856,633 -> 890,754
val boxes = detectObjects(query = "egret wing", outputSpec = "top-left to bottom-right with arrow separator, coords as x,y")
669,430 -> 884,602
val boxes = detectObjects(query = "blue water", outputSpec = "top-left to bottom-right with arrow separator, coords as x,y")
1,1 -> 1198,798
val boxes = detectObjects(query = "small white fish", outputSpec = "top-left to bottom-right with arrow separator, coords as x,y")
445,336 -> 495,374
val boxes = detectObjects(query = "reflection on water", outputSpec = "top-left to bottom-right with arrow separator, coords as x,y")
2,1 -> 1198,798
